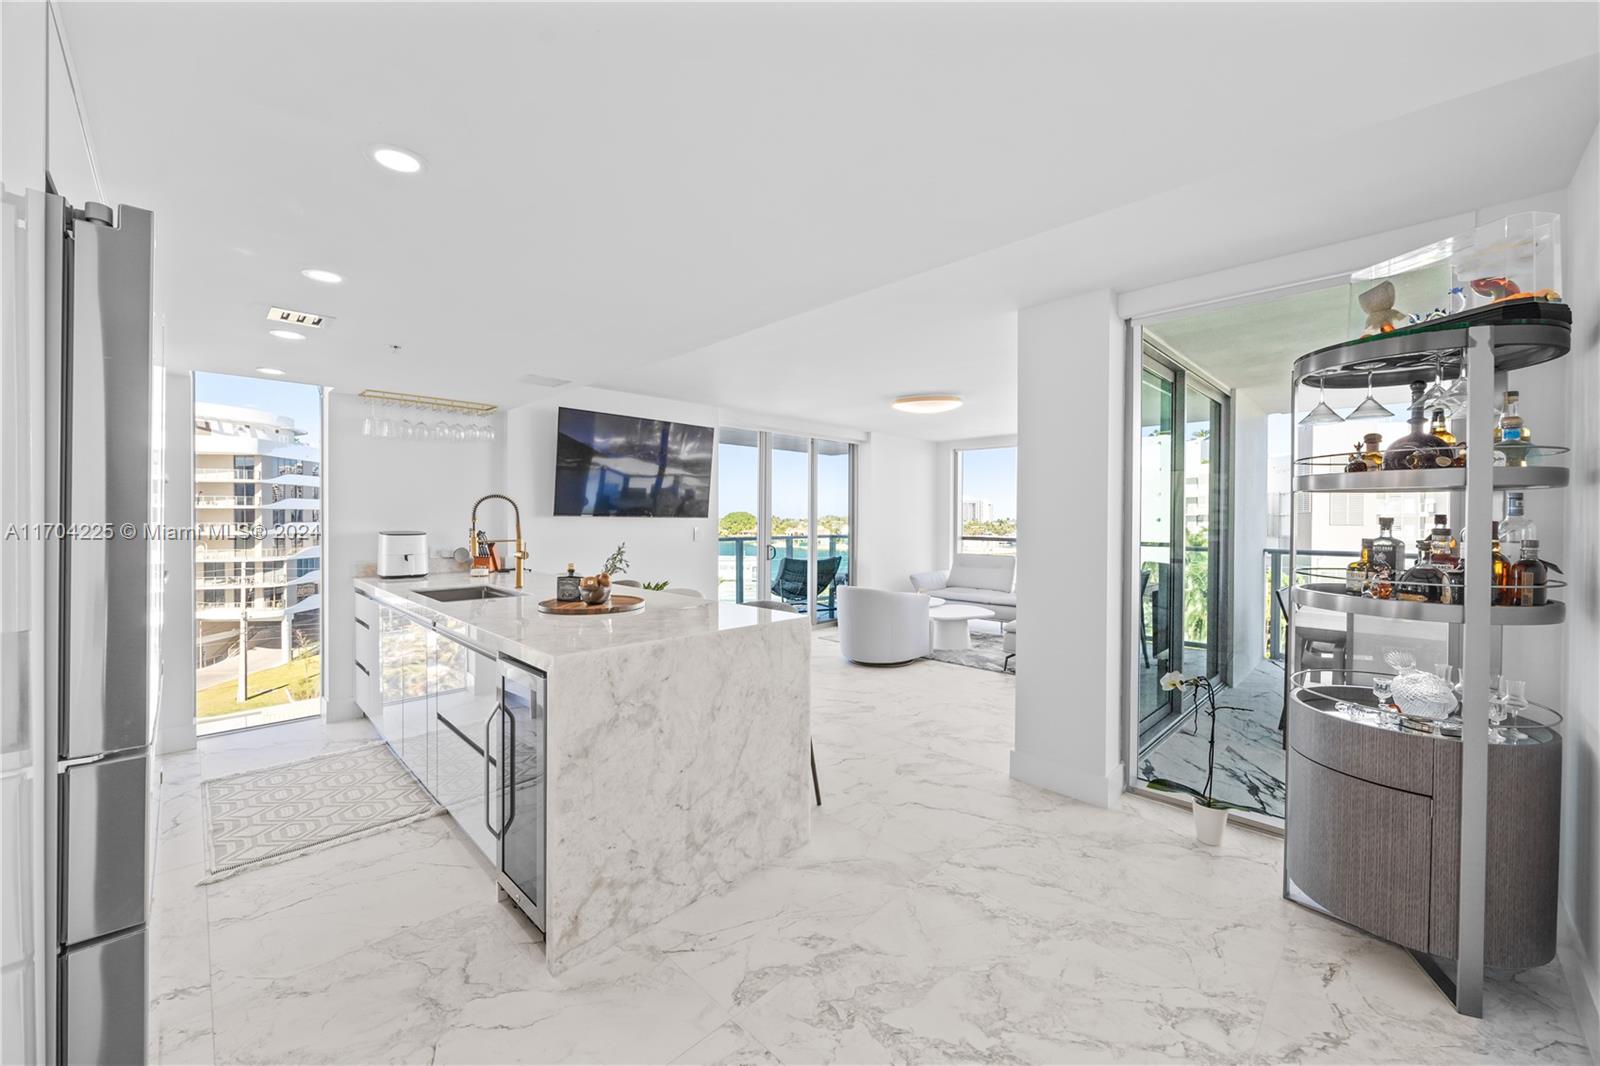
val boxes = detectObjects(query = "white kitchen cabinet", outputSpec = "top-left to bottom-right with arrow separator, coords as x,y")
353,591 -> 378,720
430,630 -> 502,860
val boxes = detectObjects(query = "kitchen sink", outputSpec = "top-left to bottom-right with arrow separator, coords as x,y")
415,586 -> 518,603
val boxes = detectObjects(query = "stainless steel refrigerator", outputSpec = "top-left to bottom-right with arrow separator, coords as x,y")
2,192 -> 155,1065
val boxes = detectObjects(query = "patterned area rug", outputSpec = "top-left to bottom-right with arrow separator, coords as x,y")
200,741 -> 440,882
927,630 -> 1012,673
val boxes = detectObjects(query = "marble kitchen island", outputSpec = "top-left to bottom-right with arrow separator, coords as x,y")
351,572 -> 812,973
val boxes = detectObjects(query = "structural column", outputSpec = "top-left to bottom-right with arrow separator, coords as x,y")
1011,288 -> 1125,806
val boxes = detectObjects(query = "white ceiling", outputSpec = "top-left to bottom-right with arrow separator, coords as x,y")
56,3 -> 1599,440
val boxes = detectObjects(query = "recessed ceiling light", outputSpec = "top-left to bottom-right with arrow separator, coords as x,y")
301,268 -> 343,284
256,367 -> 286,376
371,146 -> 423,174
892,394 -> 963,414
268,329 -> 306,341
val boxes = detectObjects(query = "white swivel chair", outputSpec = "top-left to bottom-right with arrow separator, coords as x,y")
837,586 -> 932,665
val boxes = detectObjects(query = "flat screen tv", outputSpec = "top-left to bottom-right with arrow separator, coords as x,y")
553,407 -> 714,517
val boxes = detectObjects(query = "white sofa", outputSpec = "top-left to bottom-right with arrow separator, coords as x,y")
910,553 -> 1017,622
837,586 -> 932,664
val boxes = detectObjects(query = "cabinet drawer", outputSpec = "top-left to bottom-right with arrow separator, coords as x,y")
353,657 -> 375,718
434,713 -> 496,860
354,590 -> 378,629
1287,749 -> 1432,953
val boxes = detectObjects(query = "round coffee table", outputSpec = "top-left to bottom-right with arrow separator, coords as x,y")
928,604 -> 995,651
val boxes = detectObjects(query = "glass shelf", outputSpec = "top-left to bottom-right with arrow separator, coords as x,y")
1293,445 -> 1569,493
1292,581 -> 1567,626
1291,669 -> 1562,746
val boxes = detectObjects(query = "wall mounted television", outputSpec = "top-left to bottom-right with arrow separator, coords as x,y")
553,407 -> 714,517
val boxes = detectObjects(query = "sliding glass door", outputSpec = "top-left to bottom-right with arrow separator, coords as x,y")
1135,351 -> 1229,744
717,430 -> 855,623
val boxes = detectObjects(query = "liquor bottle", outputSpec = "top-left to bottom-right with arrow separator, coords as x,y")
1359,433 -> 1384,471
1500,491 -> 1536,563
1397,539 -> 1452,603
1426,513 -> 1460,566
556,563 -> 582,602
1345,539 -> 1373,595
1369,516 -> 1405,575
1384,380 -> 1456,469
1508,539 -> 1549,607
1344,442 -> 1367,474
1494,390 -> 1531,467
1429,409 -> 1465,468
1490,521 -> 1511,606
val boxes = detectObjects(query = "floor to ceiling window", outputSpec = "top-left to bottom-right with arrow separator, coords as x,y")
193,372 -> 323,735
1130,341 -> 1233,798
954,445 -> 1017,555
717,429 -> 855,621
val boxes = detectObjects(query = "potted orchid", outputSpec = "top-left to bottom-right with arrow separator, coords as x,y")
1147,671 -> 1245,846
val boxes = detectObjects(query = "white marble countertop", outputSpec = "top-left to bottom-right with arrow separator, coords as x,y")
353,570 -> 807,671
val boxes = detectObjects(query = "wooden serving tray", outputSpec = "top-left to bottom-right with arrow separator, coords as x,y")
536,594 -> 645,616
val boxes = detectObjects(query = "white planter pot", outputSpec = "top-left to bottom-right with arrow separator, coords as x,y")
1193,803 -> 1228,846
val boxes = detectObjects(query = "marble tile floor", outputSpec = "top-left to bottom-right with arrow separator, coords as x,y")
149,632 -> 1591,1065
1138,659 -> 1290,820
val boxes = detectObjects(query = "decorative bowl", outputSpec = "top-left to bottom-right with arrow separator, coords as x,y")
578,577 -> 611,606
1390,670 -> 1456,720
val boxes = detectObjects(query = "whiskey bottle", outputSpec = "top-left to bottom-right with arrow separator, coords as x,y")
1369,516 -> 1405,575
1494,390 -> 1531,467
1397,539 -> 1452,604
1345,539 -> 1373,595
1490,521 -> 1511,606
1508,539 -> 1549,607
1429,409 -> 1465,468
1500,491 -> 1536,563
1426,513 -> 1460,566
1344,442 -> 1367,474
1360,433 -> 1384,470
1384,381 -> 1455,470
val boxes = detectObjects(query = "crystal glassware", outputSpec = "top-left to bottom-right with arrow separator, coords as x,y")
1499,678 -> 1528,741
1371,674 -> 1394,722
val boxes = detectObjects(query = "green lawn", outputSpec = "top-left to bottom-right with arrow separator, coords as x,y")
196,653 -> 321,719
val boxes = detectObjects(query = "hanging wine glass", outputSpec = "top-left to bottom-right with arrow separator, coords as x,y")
1347,371 -> 1396,421
1299,377 -> 1344,426
361,399 -> 375,438
1421,358 -> 1450,412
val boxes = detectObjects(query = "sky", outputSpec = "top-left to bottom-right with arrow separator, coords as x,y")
717,441 -> 1015,521
194,371 -> 323,448
959,447 -> 1016,519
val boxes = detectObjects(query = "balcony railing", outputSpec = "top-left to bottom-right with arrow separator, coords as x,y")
1263,546 -> 1360,662
718,534 -> 849,618
196,544 -> 321,561
195,494 -> 267,507
958,534 -> 1016,555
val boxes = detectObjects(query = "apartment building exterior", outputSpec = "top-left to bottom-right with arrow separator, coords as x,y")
193,402 -> 321,673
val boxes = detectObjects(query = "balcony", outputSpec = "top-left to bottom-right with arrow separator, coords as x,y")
958,534 -> 1016,556
196,543 -> 322,561
718,534 -> 849,619
194,494 -> 266,508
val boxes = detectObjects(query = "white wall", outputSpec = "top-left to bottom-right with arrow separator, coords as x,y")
1012,289 -> 1124,806
1230,394 -> 1269,684
321,391 -> 506,720
503,387 -> 720,596
154,370 -> 195,754
856,432 -> 939,589
1558,122 -> 1600,1057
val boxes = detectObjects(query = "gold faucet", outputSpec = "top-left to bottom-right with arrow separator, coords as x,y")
469,493 -> 529,590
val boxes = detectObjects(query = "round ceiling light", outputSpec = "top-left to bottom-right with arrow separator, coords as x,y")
256,367 -> 286,376
892,394 -> 963,414
268,329 -> 305,341
301,268 -> 343,284
371,146 -> 423,174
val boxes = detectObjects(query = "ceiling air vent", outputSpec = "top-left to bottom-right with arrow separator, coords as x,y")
266,306 -> 331,329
